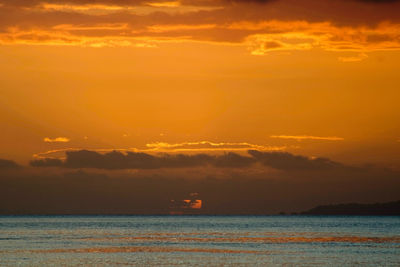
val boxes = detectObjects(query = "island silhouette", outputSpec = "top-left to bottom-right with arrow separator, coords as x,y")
300,200 -> 400,216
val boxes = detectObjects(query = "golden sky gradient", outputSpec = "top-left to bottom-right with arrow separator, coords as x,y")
1,0 -> 399,168
0,1 -> 400,214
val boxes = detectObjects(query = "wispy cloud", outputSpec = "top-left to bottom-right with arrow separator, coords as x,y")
338,53 -> 368,62
43,137 -> 70,143
1,1 -> 399,54
32,141 -> 286,159
145,141 -> 285,152
270,135 -> 344,141
147,1 -> 181,7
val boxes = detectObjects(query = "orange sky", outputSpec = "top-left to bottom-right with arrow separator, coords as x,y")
0,0 -> 399,167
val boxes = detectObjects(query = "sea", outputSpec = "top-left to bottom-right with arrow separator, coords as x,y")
0,216 -> 399,266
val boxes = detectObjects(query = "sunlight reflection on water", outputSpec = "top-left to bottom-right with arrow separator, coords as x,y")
0,216 -> 399,266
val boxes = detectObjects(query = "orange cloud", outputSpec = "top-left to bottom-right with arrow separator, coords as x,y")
36,1 -> 220,15
41,3 -> 129,12
147,24 -> 217,33
1,1 -> 399,55
32,141 -> 286,159
145,141 -> 286,152
147,1 -> 181,7
338,53 -> 369,62
244,21 -> 400,55
43,137 -> 70,143
52,23 -> 129,31
270,135 -> 344,141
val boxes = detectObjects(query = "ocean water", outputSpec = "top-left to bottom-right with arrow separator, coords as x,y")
0,216 -> 399,266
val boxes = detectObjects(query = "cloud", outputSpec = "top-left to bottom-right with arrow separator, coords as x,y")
31,149 -> 354,171
43,137 -> 70,143
31,149 -> 251,169
359,0 -> 400,3
30,158 -> 64,167
34,150 -> 257,169
145,141 -> 285,152
2,0 -> 398,8
147,1 -> 180,7
1,0 -> 400,54
213,152 -> 256,168
0,158 -> 20,170
338,53 -> 369,62
270,135 -> 344,141
0,0 -> 272,8
32,141 -> 286,160
248,150 -> 345,171
245,21 -> 400,55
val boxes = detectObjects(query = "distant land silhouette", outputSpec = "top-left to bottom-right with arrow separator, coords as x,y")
300,200 -> 400,216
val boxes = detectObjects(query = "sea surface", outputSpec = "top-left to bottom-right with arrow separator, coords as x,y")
0,216 -> 399,266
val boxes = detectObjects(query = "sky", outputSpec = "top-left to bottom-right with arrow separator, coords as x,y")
0,0 -> 399,214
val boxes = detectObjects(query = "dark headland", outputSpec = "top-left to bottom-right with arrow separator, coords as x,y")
300,200 -> 400,216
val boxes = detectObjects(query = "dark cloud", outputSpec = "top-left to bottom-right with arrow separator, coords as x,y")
1,0 -> 399,27
63,150 -> 212,169
30,158 -> 64,167
31,150 -> 256,169
0,0 -> 274,7
224,0 -> 274,3
0,158 -> 20,170
0,0 -> 143,7
1,0 -> 399,50
358,0 -> 400,3
213,152 -> 256,168
2,0 -> 398,7
31,149 -> 355,171
248,150 -> 345,171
